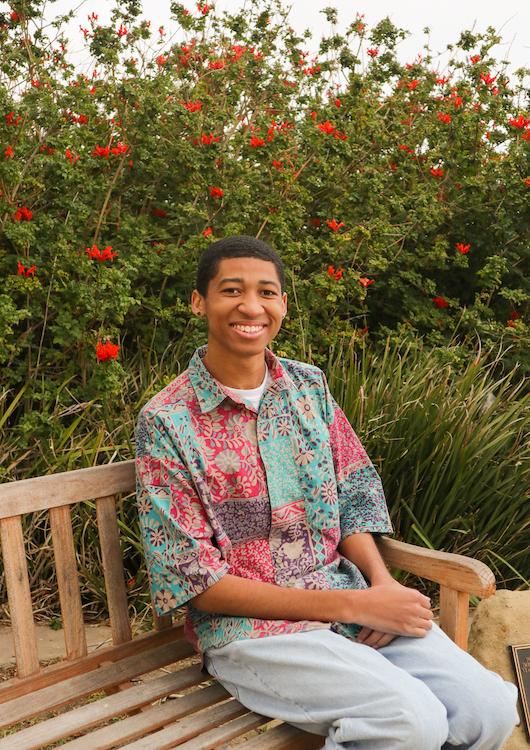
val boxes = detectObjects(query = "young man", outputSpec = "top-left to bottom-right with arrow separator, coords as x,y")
136,235 -> 518,750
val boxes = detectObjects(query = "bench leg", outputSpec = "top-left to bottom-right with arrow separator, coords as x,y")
439,586 -> 469,650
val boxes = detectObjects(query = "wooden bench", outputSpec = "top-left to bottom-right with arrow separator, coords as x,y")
0,460 -> 496,749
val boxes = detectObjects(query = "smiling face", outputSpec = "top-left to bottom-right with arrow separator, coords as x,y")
191,256 -> 287,363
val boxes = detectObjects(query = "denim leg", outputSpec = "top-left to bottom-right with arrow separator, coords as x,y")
379,623 -> 519,750
205,628 -> 449,750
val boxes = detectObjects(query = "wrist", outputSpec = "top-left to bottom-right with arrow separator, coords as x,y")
339,588 -> 365,623
368,570 -> 395,586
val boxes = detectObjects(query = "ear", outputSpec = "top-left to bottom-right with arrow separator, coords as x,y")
191,289 -> 206,316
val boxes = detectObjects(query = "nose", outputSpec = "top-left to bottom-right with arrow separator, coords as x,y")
237,293 -> 265,317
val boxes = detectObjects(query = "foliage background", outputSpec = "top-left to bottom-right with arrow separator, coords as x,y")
0,0 -> 528,618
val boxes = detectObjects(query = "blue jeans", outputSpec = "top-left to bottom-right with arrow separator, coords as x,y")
205,623 -> 519,750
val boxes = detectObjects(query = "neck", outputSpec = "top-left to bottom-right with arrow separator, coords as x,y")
202,344 -> 267,389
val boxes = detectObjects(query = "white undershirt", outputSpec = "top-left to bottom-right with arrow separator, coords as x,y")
222,366 -> 271,411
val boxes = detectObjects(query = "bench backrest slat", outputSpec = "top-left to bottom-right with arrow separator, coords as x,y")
0,516 -> 40,677
95,496 -> 133,645
49,505 -> 88,660
0,461 -> 135,519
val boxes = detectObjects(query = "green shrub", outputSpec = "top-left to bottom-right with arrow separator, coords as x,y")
0,0 -> 529,420
327,339 -> 530,589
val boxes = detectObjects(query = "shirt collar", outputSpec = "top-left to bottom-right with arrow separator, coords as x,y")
188,345 -> 294,414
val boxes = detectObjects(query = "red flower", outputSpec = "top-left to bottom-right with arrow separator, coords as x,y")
436,76 -> 450,85
17,261 -> 36,277
437,112 -> 451,124
309,218 -> 321,227
367,48 -> 379,58
199,133 -> 221,145
208,59 -> 225,70
197,2 -> 211,14
92,144 -> 110,158
209,186 -> 224,199
327,265 -> 343,281
85,244 -> 118,262
156,54 -> 169,67
470,54 -> 481,64
398,144 -> 413,153
65,149 -> 79,163
14,205 -> 33,222
334,98 -> 342,107
333,130 -> 348,141
272,160 -> 284,170
117,24 -> 127,37
110,141 -> 129,155
250,135 -> 265,147
4,145 -> 14,159
407,79 -> 419,90
359,277 -> 374,288
327,218 -> 345,232
480,72 -> 496,86
432,296 -> 449,308
202,227 -> 213,237
455,242 -> 471,254
151,207 -> 168,218
523,177 -> 530,187
506,320 -> 516,328
96,341 -> 120,362
181,100 -> 202,112
318,120 -> 335,135
510,310 -> 521,320
310,111 -> 317,120
430,167 -> 445,178
10,10 -> 19,22
5,111 -> 22,126
508,115 -> 530,130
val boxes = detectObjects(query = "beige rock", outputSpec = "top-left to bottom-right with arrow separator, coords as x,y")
468,590 -> 530,750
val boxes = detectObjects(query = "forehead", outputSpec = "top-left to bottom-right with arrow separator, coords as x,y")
212,257 -> 282,286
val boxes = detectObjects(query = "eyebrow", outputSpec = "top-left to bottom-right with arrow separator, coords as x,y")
218,277 -> 281,289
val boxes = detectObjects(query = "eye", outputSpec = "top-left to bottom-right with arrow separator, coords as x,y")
222,287 -> 240,294
261,289 -> 277,296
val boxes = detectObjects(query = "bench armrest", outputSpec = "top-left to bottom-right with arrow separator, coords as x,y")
376,536 -> 495,597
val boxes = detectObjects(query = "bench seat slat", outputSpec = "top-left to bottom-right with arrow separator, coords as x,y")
0,516 -> 39,678
0,666 -> 208,750
171,711 -> 270,750
0,639 -> 194,729
120,700 -> 253,750
60,684 -> 229,750
227,723 -> 324,750
0,624 -> 185,704
49,505 -> 87,660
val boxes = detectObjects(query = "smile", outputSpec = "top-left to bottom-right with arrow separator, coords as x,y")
230,323 -> 267,337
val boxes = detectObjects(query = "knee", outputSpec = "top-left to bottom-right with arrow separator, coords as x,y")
397,701 -> 448,750
450,673 -> 519,749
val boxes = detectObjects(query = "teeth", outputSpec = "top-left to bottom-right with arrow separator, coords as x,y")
232,324 -> 264,333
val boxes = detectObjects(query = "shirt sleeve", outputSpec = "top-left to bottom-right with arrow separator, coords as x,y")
135,409 -> 229,616
320,371 -> 393,541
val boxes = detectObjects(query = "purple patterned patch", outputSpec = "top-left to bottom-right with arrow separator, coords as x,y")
214,496 -> 271,543
269,519 -> 316,584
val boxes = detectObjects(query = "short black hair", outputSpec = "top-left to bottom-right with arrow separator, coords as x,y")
196,235 -> 285,296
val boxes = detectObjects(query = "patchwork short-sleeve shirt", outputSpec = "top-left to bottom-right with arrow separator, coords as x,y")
135,346 -> 393,655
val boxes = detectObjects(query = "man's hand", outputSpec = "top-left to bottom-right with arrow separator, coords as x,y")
355,627 -> 397,649
345,579 -> 433,638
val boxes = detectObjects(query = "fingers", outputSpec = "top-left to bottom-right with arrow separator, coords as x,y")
356,626 -> 373,644
357,628 -> 398,649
